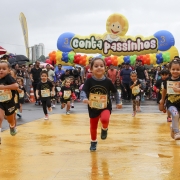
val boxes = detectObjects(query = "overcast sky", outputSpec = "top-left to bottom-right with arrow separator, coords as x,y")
1,0 -> 180,57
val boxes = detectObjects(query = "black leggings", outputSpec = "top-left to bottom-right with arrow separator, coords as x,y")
41,98 -> 51,115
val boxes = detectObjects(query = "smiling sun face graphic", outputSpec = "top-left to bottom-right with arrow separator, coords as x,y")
110,22 -> 122,35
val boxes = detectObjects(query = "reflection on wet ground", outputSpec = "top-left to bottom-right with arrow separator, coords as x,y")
0,113 -> 180,180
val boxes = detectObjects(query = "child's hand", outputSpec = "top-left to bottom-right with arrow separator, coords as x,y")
173,86 -> 180,93
83,99 -> 89,104
156,89 -> 159,93
116,104 -> 122,109
51,91 -> 55,96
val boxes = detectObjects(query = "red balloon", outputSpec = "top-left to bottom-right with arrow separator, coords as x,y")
106,59 -> 112,66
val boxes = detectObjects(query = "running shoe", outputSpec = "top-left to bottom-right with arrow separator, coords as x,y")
44,115 -> 49,120
167,117 -> 172,122
90,141 -> 97,152
66,111 -> 70,115
132,111 -> 136,117
71,103 -> 74,108
35,102 -> 39,106
174,132 -> 180,140
10,126 -> 17,136
17,113 -> 22,118
101,128 -> 108,140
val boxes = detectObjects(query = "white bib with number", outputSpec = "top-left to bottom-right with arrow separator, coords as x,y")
89,93 -> 107,109
19,91 -> 24,98
41,89 -> 50,97
63,90 -> 71,99
0,89 -> 12,102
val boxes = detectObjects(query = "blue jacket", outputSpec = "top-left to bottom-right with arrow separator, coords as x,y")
120,68 -> 132,83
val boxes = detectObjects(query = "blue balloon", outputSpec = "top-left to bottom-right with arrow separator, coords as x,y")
154,30 -> 175,51
57,32 -> 75,52
62,52 -> 69,62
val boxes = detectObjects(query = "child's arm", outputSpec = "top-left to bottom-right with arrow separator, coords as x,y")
36,90 -> 40,99
17,88 -> 23,93
51,86 -> 55,96
25,92 -> 30,98
0,83 -> 18,90
130,81 -> 137,89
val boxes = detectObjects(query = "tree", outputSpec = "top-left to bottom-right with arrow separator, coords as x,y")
38,55 -> 46,62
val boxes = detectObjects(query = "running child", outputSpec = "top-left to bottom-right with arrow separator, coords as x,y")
59,78 -> 76,115
0,61 -> 19,144
153,69 -> 171,122
55,81 -> 61,103
129,71 -> 141,117
74,79 -> 80,102
159,60 -> 180,140
16,77 -> 30,118
36,71 -> 55,120
81,57 -> 122,152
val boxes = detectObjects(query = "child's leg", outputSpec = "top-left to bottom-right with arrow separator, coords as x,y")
71,100 -> 74,108
0,109 -> 4,143
100,109 -> 110,129
66,101 -> 70,112
90,116 -> 99,141
19,104 -> 22,113
46,98 -> 52,112
41,101 -> 48,115
6,113 -> 17,136
133,100 -> 136,111
100,110 -> 110,139
168,106 -> 180,139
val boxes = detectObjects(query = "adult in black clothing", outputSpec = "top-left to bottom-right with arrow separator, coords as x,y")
135,60 -> 149,90
30,61 -> 42,105
69,69 -> 80,80
60,69 -> 70,81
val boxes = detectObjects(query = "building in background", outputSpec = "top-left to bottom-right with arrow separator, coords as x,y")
29,43 -> 45,62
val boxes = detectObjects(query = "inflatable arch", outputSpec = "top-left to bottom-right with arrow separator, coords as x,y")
47,13 -> 179,66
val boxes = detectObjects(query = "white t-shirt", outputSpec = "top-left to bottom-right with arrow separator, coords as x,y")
48,69 -> 55,81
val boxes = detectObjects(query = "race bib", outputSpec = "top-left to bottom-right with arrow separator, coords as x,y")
132,86 -> 140,95
19,91 -> 24,98
41,89 -> 50,97
89,93 -> 107,109
0,89 -> 12,102
75,89 -> 79,93
63,90 -> 71,99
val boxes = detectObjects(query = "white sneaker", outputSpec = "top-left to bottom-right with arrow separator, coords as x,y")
174,132 -> 180,140
44,115 -> 49,120
52,104 -> 56,108
66,111 -> 70,115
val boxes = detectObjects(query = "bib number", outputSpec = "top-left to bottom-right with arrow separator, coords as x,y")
0,89 -> 12,102
89,93 -> 107,109
41,89 -> 50,97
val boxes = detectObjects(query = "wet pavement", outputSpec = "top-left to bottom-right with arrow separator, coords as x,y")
1,111 -> 180,180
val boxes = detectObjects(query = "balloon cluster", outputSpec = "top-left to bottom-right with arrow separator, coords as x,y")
47,50 -> 171,66
45,51 -> 57,65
